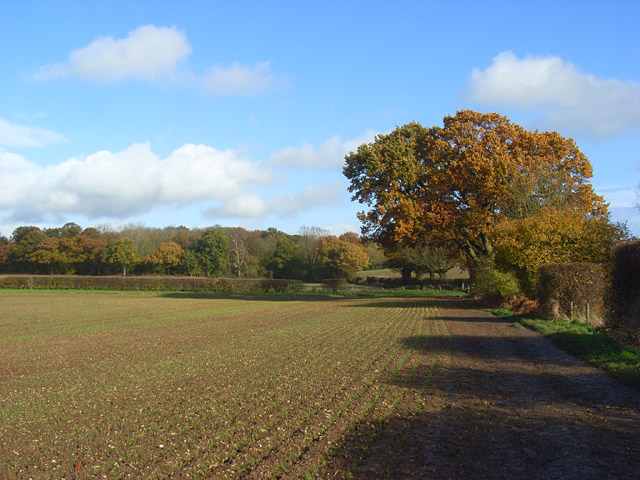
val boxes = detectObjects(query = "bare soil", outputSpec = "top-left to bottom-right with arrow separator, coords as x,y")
323,296 -> 640,479
1,293 -> 638,479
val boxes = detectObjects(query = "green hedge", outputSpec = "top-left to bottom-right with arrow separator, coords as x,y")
536,263 -> 605,321
357,275 -> 466,290
606,240 -> 640,340
0,275 -> 302,293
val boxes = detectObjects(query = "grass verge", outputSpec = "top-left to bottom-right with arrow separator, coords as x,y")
488,309 -> 640,387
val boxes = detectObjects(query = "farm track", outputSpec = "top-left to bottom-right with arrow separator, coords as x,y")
343,297 -> 640,479
1,293 -> 639,479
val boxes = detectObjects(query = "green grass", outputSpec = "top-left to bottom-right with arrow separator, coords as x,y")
339,287 -> 466,297
488,309 -> 640,387
485,307 -> 514,317
356,266 -> 469,280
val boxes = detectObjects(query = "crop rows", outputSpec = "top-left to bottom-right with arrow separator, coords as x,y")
0,292 -> 449,479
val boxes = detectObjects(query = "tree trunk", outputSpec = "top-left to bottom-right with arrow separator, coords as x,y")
401,267 -> 412,285
465,233 -> 494,264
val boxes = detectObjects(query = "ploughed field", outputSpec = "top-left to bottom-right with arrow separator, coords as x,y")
2,292 -> 639,479
0,292 -> 448,479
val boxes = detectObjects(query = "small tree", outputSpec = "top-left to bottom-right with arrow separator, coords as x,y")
0,242 -> 15,273
179,249 -> 201,276
28,237 -> 65,274
147,241 -> 184,274
15,230 -> 46,273
193,228 -> 229,277
226,228 -> 257,278
398,244 -> 458,279
73,235 -> 107,275
364,241 -> 386,270
101,238 -> 139,276
297,226 -> 329,280
267,235 -> 302,279
317,236 -> 370,281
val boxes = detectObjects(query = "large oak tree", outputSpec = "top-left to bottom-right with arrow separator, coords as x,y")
344,110 -> 607,264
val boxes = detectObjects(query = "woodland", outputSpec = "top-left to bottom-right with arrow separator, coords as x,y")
0,223 -> 380,281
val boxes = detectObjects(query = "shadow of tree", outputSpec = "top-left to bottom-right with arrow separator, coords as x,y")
323,302 -> 640,480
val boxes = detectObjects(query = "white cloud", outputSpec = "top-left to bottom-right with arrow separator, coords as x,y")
268,130 -> 378,169
15,111 -> 47,121
35,25 -> 191,83
202,62 -> 281,96
33,24 -> 285,96
0,143 -> 270,218
205,182 -> 344,219
268,182 -> 344,216
596,185 -> 638,209
0,118 -> 68,147
0,129 -> 362,228
465,51 -> 640,140
205,194 -> 268,218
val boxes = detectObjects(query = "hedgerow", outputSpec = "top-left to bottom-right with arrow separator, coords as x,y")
606,240 -> 640,342
0,275 -> 302,293
536,263 -> 605,322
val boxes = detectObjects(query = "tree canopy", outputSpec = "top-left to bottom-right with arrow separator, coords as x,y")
316,235 -> 370,280
344,110 -> 608,263
193,228 -> 229,277
101,238 -> 139,276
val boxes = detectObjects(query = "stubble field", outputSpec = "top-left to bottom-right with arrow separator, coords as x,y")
0,291 -> 448,479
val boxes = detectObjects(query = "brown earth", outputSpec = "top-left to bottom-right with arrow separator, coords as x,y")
1,293 -> 639,479
322,296 -> 640,479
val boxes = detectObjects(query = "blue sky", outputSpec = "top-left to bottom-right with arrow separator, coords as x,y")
1,0 -> 639,238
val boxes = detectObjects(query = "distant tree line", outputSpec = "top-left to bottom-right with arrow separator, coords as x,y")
0,223 -> 385,281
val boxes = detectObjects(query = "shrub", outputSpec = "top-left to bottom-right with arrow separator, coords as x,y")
259,279 -> 301,293
323,278 -> 346,293
472,265 -> 520,305
606,240 -> 640,342
536,263 -> 605,323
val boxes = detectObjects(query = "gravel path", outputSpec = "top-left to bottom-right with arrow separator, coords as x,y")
351,296 -> 640,479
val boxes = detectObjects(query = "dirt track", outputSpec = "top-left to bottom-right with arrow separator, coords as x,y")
328,296 -> 640,480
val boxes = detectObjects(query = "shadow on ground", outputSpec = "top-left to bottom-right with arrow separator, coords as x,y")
324,298 -> 640,480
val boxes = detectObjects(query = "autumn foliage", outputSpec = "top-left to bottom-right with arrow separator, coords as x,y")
344,110 -> 625,303
491,207 -> 625,297
146,241 -> 184,274
316,235 -> 370,281
344,110 -> 607,263
0,223 -> 371,282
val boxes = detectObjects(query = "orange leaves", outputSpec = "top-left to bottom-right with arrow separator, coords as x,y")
316,235 -> 370,279
146,241 -> 184,272
491,207 -> 627,296
344,110 -> 608,264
